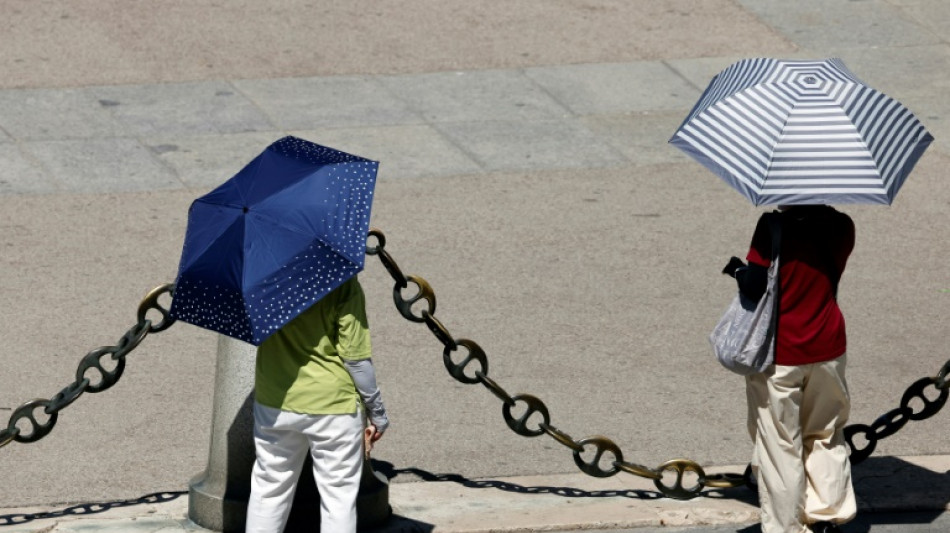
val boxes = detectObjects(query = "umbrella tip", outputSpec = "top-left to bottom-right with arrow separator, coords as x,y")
243,206 -> 249,213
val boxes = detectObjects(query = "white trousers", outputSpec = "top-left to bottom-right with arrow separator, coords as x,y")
746,355 -> 856,533
246,402 -> 364,533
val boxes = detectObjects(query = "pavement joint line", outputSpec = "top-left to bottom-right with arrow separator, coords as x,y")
659,59 -> 705,95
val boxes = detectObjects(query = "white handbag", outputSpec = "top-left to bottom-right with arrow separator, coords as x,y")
709,214 -> 782,375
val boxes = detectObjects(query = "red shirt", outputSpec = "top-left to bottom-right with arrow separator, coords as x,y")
746,206 -> 855,366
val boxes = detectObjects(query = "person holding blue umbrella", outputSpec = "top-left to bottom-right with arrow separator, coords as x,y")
168,136 -> 389,532
245,275 -> 389,533
672,58 -> 933,533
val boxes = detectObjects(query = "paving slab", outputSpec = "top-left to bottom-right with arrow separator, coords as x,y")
579,111 -> 690,167
90,82 -> 275,138
838,44 -> 950,97
19,138 -> 184,193
0,88 -> 128,140
891,0 -> 950,41
432,118 -> 630,172
290,125 -> 483,180
377,70 -> 571,123
524,62 -> 702,115
233,77 -> 423,130
0,144 -> 58,195
735,0 -> 943,49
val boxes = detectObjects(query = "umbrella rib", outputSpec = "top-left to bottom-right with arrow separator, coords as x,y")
176,200 -> 243,273
241,213 -> 362,289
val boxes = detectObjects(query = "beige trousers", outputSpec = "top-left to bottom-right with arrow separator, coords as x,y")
746,355 -> 856,533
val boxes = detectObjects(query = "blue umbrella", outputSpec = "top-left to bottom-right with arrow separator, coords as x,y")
169,136 -> 378,345
670,58 -> 933,205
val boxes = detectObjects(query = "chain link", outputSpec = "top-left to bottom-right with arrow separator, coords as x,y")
0,284 -> 175,450
394,276 -> 436,323
443,339 -> 488,384
366,228 -> 950,499
573,436 -> 623,478
845,375 -> 949,464
502,394 -> 550,437
654,459 -> 705,499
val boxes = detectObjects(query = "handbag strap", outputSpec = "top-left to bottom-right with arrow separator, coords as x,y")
765,211 -> 783,349
766,210 -> 782,262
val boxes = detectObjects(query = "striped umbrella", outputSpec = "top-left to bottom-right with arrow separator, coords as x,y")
669,58 -> 933,205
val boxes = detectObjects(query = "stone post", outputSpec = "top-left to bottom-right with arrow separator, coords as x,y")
188,335 -> 390,532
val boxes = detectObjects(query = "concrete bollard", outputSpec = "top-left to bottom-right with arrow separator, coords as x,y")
188,335 -> 391,532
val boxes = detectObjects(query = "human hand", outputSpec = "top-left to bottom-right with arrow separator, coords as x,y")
364,424 -> 384,455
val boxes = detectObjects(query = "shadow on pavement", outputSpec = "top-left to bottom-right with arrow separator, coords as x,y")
0,490 -> 187,528
699,483 -> 759,507
850,511 -> 950,532
849,455 -> 950,529
691,456 -> 950,533
372,514 -> 436,532
374,459 -> 664,500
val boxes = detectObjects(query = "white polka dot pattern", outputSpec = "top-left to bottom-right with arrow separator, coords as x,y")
169,136 -> 378,345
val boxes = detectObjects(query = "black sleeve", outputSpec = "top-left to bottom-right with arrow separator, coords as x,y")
735,263 -> 768,301
721,256 -> 746,277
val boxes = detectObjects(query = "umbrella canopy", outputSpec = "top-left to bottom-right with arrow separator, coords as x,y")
669,58 -> 933,206
170,136 -> 378,345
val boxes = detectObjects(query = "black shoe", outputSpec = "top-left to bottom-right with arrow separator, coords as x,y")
810,521 -> 842,533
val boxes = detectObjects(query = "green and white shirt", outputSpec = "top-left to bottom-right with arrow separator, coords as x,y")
254,277 -> 372,415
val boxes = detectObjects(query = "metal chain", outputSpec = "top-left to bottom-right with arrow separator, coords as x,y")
0,284 -> 176,450
4,231 -> 943,494
366,228 -> 950,500
366,229 -> 740,499
844,358 -> 950,465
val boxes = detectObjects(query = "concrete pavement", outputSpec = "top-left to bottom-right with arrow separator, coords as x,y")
1,0 -> 950,531
2,455 -> 950,532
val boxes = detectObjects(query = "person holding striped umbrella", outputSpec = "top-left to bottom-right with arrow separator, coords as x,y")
671,58 -> 933,533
